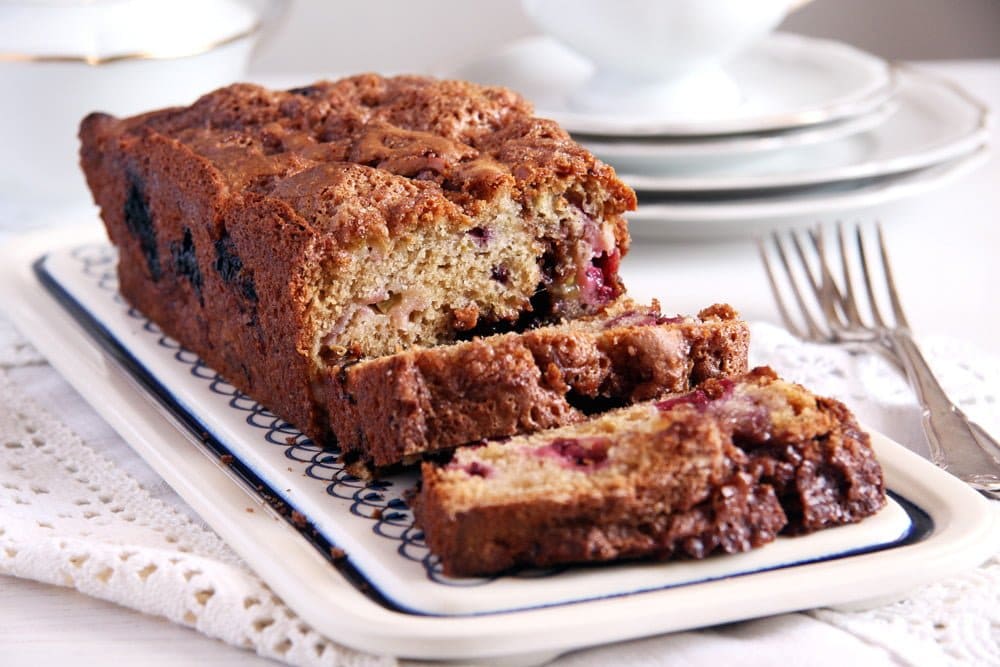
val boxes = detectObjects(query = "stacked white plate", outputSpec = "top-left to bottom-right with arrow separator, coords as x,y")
450,32 -> 991,240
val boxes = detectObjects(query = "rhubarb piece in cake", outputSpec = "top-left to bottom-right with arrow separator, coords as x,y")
412,367 -> 886,577
321,301 -> 749,469
79,74 -> 635,443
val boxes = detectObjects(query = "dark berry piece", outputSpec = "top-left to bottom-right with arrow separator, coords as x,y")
241,277 -> 258,302
490,265 -> 510,284
656,390 -> 710,413
214,232 -> 243,282
123,174 -> 161,281
466,226 -> 491,245
538,436 -> 612,468
463,461 -> 492,478
214,232 -> 258,302
580,250 -> 622,307
170,227 -> 203,298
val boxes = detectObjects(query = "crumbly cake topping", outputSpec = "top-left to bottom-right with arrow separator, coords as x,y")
118,74 -> 635,247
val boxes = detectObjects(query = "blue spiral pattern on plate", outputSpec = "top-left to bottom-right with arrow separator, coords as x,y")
69,244 -> 562,586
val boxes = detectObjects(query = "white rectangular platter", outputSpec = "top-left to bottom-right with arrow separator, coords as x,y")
1,225 -> 995,664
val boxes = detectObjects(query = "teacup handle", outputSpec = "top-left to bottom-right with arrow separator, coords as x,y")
251,0 -> 292,59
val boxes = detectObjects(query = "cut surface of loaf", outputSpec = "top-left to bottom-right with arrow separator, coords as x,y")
323,301 -> 750,469
412,367 -> 886,577
79,74 -> 635,442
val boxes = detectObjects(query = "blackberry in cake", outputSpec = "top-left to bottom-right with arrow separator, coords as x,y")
412,367 -> 886,577
79,74 -> 635,443
322,301 -> 749,469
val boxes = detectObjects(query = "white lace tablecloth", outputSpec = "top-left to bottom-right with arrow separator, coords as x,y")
1,314 -> 998,667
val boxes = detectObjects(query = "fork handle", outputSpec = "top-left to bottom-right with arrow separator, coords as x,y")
887,330 -> 1000,492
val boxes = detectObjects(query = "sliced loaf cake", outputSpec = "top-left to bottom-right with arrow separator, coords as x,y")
412,367 -> 886,577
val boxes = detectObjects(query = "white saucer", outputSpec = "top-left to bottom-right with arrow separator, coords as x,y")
583,102 -> 897,172
616,67 -> 990,193
448,33 -> 893,137
626,147 -> 989,241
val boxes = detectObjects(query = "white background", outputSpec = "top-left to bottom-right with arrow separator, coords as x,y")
2,1 -> 999,664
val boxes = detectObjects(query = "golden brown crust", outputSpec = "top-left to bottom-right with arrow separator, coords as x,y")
412,368 -> 886,577
109,74 -> 636,232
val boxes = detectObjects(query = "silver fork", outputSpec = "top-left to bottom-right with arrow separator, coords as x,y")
759,222 -> 1000,495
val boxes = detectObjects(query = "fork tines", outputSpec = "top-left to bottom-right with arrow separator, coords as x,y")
758,222 -> 905,345
762,222 -> 1000,492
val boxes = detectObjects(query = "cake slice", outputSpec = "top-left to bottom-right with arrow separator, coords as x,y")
79,74 -> 635,448
322,301 -> 749,469
412,367 -> 886,577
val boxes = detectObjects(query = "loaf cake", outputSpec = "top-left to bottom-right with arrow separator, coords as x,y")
79,74 -> 636,444
324,301 -> 749,469
412,367 -> 886,577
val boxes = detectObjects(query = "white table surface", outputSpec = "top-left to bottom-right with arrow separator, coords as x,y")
1,59 -> 998,666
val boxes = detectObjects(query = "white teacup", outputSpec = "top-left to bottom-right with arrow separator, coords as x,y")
521,0 -> 803,116
0,0 -> 285,209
